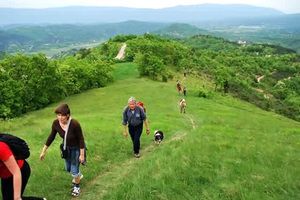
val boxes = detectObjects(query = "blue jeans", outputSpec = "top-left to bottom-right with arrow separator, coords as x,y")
65,147 -> 81,178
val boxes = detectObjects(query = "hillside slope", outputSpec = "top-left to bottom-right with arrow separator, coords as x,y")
0,63 -> 299,200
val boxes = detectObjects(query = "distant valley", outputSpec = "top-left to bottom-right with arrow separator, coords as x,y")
0,4 -> 299,55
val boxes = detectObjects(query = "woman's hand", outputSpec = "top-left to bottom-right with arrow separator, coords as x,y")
79,154 -> 85,164
39,151 -> 46,161
39,145 -> 48,161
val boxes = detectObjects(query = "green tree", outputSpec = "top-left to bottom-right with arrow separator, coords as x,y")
135,53 -> 165,80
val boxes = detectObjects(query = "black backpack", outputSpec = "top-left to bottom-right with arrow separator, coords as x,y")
0,133 -> 30,160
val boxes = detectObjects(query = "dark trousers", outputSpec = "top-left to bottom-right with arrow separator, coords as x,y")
128,124 -> 143,154
1,161 -> 30,200
1,161 -> 44,200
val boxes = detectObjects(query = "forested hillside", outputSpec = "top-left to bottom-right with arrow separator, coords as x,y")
1,21 -> 300,56
0,21 -> 167,54
103,34 -> 300,121
0,33 -> 299,121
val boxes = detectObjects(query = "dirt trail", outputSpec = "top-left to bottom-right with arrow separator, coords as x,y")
115,43 -> 127,60
79,114 -> 198,199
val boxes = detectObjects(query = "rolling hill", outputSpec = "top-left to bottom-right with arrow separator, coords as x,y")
0,21 -> 168,55
0,63 -> 299,199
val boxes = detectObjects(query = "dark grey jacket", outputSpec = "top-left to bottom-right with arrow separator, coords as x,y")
122,106 -> 146,127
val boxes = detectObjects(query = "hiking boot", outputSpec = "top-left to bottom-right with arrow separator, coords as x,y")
134,153 -> 140,158
71,186 -> 80,197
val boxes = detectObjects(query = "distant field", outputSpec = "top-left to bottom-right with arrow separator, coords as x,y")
1,63 -> 299,200
209,26 -> 300,53
28,41 -> 103,57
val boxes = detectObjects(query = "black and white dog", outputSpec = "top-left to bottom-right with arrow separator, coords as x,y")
154,130 -> 164,144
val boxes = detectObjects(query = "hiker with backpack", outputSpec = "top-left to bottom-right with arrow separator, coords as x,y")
0,133 -> 46,200
179,99 -> 187,114
176,80 -> 182,94
122,97 -> 150,158
39,104 -> 85,197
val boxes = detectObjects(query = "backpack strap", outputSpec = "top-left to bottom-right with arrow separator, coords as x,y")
63,117 -> 72,150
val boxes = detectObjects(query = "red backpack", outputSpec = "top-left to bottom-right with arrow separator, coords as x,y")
137,101 -> 146,113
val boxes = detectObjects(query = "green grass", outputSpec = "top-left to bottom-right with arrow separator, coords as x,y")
1,63 -> 299,200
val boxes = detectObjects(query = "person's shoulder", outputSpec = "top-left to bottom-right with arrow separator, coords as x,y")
136,106 -> 143,112
0,141 -> 13,160
0,141 -> 11,154
71,118 -> 80,125
123,106 -> 129,112
70,119 -> 82,130
0,141 -> 9,149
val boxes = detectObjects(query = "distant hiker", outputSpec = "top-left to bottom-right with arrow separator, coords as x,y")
179,99 -> 187,114
39,104 -> 86,197
183,69 -> 187,77
154,130 -> 164,144
122,97 -> 150,158
176,80 -> 182,94
183,86 -> 187,96
0,133 -> 46,200
224,80 -> 229,93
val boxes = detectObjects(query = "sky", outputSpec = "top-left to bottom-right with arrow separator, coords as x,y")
0,0 -> 299,14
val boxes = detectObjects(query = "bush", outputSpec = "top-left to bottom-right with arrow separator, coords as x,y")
134,53 -> 166,80
162,74 -> 168,82
0,53 -> 113,119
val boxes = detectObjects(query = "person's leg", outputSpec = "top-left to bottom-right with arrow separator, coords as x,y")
21,161 -> 31,196
1,176 -> 13,200
133,124 -> 143,154
65,157 -> 71,173
1,162 -> 45,200
69,148 -> 81,196
1,161 -> 30,200
128,125 -> 135,153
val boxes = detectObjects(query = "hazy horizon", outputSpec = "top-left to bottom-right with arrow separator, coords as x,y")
0,0 -> 299,14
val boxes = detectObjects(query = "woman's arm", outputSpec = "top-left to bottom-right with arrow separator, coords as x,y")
74,120 -> 85,163
40,121 -> 57,160
79,148 -> 85,164
39,145 -> 48,160
4,156 -> 22,200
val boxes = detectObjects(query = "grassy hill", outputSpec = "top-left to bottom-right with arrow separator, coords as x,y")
1,63 -> 299,199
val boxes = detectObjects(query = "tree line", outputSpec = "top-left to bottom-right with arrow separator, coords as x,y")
0,52 -> 112,119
